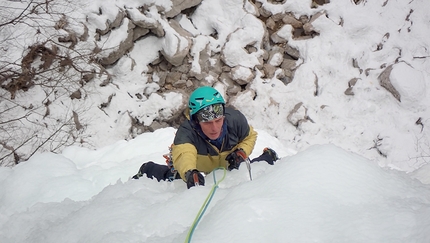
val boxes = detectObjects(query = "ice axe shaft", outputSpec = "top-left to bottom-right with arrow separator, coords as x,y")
237,150 -> 252,181
244,157 -> 252,181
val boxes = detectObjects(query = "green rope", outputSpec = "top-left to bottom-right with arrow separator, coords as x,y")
184,167 -> 227,243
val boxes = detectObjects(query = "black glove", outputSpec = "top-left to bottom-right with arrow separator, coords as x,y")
226,148 -> 246,171
185,169 -> 205,189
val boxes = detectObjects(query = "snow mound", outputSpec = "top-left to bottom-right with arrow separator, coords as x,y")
1,143 -> 429,243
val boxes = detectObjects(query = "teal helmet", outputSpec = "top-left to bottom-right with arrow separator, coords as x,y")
188,86 -> 225,116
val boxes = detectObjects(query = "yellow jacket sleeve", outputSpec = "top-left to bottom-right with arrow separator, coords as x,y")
171,143 -> 198,181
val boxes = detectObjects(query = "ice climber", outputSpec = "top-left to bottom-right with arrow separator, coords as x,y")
132,86 -> 279,188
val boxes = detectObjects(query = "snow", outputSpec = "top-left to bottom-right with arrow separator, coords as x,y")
390,62 -> 426,108
1,128 -> 429,243
1,0 -> 430,242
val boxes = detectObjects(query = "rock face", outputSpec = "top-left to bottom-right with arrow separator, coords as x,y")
85,0 -> 327,132
3,0 -> 426,167
0,0 -> 331,165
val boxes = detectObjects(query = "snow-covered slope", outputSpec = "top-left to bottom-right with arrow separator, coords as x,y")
0,128 -> 429,242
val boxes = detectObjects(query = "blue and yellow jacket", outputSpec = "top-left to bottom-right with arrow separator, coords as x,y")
172,107 -> 257,180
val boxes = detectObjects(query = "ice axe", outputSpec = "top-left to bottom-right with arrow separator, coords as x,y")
236,149 -> 252,181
